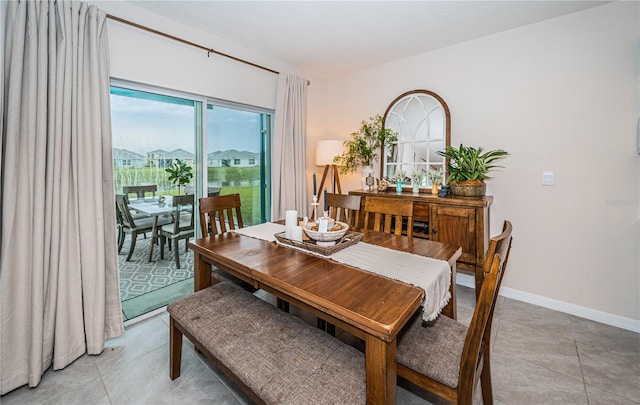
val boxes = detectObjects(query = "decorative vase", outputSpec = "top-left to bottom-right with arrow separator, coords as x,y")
431,184 -> 439,195
395,182 -> 404,193
412,183 -> 420,193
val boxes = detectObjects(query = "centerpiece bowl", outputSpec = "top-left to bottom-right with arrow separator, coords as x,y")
303,219 -> 349,242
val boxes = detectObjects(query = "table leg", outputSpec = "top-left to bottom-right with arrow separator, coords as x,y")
365,335 -> 396,405
193,251 -> 212,292
442,262 -> 457,320
147,216 -> 160,262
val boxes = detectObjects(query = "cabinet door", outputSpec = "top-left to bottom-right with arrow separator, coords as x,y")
430,205 -> 476,266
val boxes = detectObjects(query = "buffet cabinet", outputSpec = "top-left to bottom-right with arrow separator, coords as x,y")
349,189 -> 493,276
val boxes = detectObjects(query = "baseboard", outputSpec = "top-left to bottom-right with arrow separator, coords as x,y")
455,273 -> 640,333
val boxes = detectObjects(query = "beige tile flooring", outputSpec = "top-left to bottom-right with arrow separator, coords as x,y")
2,285 -> 639,405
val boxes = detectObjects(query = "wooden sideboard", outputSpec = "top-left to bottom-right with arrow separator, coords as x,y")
350,189 -> 492,279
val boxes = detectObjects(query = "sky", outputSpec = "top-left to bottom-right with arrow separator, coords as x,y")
110,92 -> 263,155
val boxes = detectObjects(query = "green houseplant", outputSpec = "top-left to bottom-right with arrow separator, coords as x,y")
334,115 -> 398,174
436,144 -> 509,196
165,159 -> 193,194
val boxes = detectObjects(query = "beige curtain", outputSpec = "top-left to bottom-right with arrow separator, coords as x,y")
272,73 -> 308,220
0,0 -> 124,394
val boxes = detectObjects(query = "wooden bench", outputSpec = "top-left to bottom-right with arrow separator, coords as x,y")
167,281 -> 366,405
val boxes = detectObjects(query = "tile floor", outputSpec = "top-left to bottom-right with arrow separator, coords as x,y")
2,285 -> 639,405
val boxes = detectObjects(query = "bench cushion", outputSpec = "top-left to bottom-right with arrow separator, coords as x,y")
167,282 -> 366,405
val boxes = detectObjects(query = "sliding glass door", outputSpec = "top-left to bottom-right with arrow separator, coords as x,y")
110,82 -> 272,320
206,103 -> 271,226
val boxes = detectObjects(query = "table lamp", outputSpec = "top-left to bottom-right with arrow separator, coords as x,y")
315,140 -> 344,200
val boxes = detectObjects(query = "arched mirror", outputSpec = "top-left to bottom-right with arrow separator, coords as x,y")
382,90 -> 451,187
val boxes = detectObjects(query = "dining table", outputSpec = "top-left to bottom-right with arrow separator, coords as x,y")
128,197 -> 175,261
188,221 -> 461,404
189,223 -> 462,404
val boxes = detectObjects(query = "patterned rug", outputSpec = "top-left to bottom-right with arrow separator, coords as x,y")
118,234 -> 194,302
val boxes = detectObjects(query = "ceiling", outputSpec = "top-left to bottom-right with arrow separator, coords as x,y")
126,1 -> 610,79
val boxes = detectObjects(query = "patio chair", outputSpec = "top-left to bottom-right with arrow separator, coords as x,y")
396,220 -> 513,405
159,194 -> 195,269
115,194 -> 170,261
123,184 -> 157,200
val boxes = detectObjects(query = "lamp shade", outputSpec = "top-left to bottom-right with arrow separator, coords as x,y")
316,140 -> 344,166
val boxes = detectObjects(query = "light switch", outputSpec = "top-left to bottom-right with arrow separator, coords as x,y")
542,171 -> 554,186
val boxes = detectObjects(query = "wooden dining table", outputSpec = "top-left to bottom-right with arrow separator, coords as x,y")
189,226 -> 461,405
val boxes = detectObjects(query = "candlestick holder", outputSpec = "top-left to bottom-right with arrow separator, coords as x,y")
310,195 -> 320,221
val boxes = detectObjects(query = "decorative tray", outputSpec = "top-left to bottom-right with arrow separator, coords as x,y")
274,231 -> 363,256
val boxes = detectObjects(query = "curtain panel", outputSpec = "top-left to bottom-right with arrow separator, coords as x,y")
272,73 -> 308,220
1,0 -> 123,394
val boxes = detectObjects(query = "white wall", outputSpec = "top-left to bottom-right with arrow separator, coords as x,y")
327,2 -> 640,327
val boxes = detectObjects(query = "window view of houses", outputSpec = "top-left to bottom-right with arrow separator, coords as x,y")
110,85 -> 271,225
113,147 -> 261,192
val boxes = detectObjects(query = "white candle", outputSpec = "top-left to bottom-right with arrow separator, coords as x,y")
285,210 -> 297,230
290,226 -> 303,242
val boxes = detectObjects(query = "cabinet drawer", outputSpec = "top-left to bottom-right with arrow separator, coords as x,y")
413,202 -> 429,221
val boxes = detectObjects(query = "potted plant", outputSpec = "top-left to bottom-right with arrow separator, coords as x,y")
335,115 -> 398,178
427,168 -> 443,195
436,144 -> 509,197
165,158 -> 193,195
411,170 -> 425,193
393,169 -> 407,192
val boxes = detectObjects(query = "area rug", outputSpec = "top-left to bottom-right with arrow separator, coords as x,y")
118,234 -> 194,320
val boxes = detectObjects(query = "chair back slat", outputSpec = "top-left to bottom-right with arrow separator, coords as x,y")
326,193 -> 361,228
363,196 -> 413,237
199,194 -> 244,236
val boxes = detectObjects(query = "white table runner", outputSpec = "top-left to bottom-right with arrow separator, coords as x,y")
232,223 -> 451,321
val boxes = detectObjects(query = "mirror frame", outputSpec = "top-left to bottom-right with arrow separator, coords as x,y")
381,89 -> 451,184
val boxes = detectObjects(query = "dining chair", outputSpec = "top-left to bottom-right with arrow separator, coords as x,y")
159,194 -> 195,269
326,193 -> 361,228
198,193 -> 244,236
198,193 -> 256,290
122,184 -> 157,200
362,196 -> 414,237
115,194 -> 170,261
396,220 -> 513,405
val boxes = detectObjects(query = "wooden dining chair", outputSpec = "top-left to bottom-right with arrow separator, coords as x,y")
198,193 -> 244,236
396,220 -> 513,405
363,196 -> 414,237
198,193 -> 257,291
159,194 -> 195,269
326,193 -> 361,228
115,194 -> 168,261
476,220 -> 514,300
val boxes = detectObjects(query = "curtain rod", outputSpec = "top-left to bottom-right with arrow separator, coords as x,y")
106,13 -> 287,78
